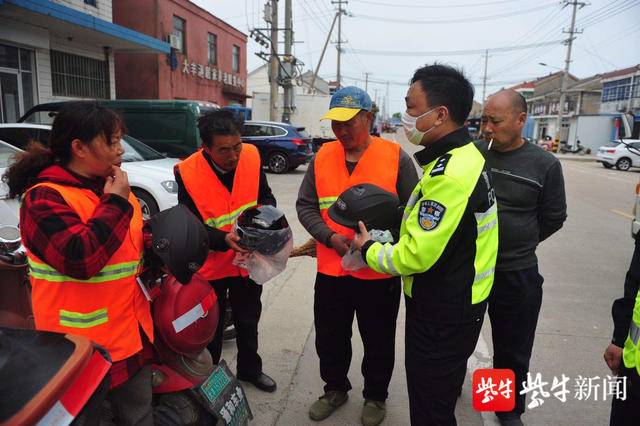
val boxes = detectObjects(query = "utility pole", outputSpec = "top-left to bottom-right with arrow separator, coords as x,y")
310,12 -> 339,96
556,0 -> 585,146
269,0 -> 279,122
385,81 -> 389,120
282,0 -> 293,123
481,50 -> 489,107
364,72 -> 370,92
332,0 -> 347,88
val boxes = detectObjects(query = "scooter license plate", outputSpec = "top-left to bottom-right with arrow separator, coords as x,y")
198,360 -> 253,425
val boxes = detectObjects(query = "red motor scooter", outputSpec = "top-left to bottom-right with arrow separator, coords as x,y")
134,267 -> 252,426
0,225 -> 111,426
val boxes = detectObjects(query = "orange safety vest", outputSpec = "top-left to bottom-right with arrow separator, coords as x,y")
25,183 -> 154,362
177,144 -> 261,280
315,136 -> 400,279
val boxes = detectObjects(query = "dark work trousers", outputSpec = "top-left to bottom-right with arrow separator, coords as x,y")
108,366 -> 153,426
488,265 -> 544,419
314,272 -> 401,402
405,299 -> 485,426
610,365 -> 640,426
207,276 -> 263,378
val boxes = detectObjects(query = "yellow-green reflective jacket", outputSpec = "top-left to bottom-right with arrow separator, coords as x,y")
623,286 -> 640,374
364,128 -> 499,321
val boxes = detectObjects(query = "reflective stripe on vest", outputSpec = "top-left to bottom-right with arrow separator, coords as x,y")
204,200 -> 258,229
25,182 -> 153,362
623,285 -> 640,374
630,321 -> 640,346
314,137 -> 400,279
177,145 -> 261,280
29,259 -> 139,283
60,308 -> 108,328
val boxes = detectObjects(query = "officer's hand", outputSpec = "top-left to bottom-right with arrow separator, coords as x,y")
104,166 -> 130,200
225,231 -> 249,253
604,343 -> 623,375
330,233 -> 351,257
351,221 -> 371,251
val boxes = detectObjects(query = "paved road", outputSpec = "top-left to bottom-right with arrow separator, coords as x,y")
221,133 -> 637,425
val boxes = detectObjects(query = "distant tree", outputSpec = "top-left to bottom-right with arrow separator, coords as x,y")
371,102 -> 380,115
392,112 -> 401,119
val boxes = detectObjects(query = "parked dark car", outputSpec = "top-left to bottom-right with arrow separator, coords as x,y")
19,100 -> 219,158
241,121 -> 314,174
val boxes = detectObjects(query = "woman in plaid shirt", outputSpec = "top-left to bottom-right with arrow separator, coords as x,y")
4,102 -> 154,425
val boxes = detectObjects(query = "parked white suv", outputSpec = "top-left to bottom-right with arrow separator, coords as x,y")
596,139 -> 640,171
0,123 -> 178,219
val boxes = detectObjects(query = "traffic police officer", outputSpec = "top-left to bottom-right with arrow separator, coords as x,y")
605,237 -> 640,425
353,64 -> 499,425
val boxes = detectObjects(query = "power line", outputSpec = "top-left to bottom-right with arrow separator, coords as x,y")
348,39 -> 565,57
352,3 -> 556,24
349,0 -> 526,8
576,0 -> 625,26
580,0 -> 639,28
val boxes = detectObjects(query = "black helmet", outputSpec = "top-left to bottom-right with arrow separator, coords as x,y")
148,205 -> 209,284
328,183 -> 400,231
235,205 -> 292,255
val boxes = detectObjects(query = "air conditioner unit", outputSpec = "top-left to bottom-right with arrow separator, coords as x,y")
167,34 -> 180,50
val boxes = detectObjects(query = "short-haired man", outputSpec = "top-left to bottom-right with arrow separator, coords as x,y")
174,109 -> 277,392
478,89 -> 567,425
297,86 -> 418,426
353,64 -> 499,425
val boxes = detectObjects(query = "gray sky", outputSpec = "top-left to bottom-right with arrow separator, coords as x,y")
193,0 -> 640,115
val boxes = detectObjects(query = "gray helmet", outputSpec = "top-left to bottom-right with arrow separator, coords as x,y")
148,205 -> 209,284
235,205 -> 292,255
328,183 -> 400,231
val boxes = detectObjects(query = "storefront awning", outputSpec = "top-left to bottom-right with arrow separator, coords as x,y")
0,0 -> 170,54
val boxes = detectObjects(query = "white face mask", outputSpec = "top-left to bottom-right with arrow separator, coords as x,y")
401,107 -> 438,145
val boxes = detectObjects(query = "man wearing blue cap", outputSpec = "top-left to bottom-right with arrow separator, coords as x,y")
297,86 -> 418,425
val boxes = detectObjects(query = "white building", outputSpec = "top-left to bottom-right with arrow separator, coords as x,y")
0,0 -> 169,122
246,64 -> 330,109
599,64 -> 640,115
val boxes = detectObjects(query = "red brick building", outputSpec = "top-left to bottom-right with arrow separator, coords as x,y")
113,0 -> 247,105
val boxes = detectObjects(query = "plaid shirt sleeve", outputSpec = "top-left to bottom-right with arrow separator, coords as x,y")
21,186 -> 134,280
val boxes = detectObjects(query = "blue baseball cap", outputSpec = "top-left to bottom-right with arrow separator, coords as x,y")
321,86 -> 373,122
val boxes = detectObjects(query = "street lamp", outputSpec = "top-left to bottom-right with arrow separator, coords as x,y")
538,62 -> 562,70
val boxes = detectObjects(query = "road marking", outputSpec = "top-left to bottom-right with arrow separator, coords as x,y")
467,329 -> 500,425
561,163 -> 637,184
610,209 -> 634,220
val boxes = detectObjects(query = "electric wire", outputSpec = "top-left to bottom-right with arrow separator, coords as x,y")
351,3 -> 558,25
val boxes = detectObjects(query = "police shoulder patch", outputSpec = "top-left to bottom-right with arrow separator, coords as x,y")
430,154 -> 451,177
418,200 -> 446,231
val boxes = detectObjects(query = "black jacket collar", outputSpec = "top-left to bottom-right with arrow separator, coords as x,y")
413,126 -> 471,167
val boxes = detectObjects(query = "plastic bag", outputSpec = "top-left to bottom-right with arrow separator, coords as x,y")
232,238 -> 294,284
341,229 -> 395,271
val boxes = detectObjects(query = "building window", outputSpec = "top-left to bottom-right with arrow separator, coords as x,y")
602,78 -> 632,102
208,33 -> 217,65
84,0 -> 97,6
172,16 -> 186,54
0,44 -> 36,123
232,45 -> 240,73
51,50 -> 107,99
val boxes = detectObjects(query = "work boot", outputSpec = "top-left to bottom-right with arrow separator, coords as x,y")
361,400 -> 386,426
308,390 -> 348,421
497,415 -> 524,426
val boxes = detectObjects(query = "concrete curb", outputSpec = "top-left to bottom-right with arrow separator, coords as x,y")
554,154 -> 598,162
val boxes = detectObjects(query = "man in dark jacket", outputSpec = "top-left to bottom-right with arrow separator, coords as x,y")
174,110 -> 277,392
477,89 -> 567,426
